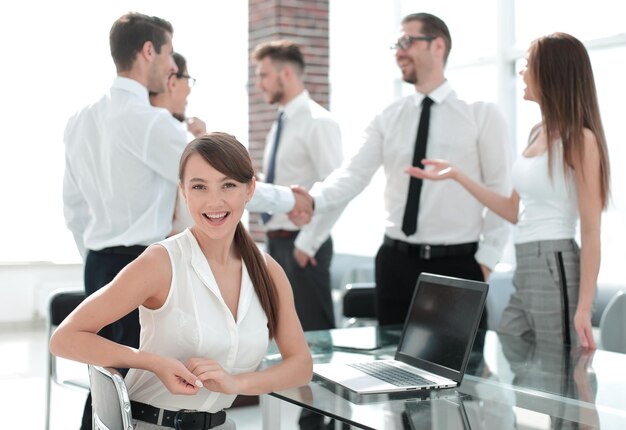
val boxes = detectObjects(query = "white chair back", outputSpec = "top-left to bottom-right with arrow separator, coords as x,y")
88,365 -> 134,430
600,291 -> 626,353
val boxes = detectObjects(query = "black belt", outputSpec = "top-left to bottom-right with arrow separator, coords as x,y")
266,229 -> 299,239
131,401 -> 226,429
383,236 -> 477,260
94,245 -> 147,257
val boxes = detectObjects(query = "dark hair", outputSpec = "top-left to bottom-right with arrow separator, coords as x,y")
402,13 -> 452,64
109,12 -> 174,73
529,32 -> 610,208
148,52 -> 187,98
172,52 -> 187,76
252,40 -> 305,74
179,133 -> 280,337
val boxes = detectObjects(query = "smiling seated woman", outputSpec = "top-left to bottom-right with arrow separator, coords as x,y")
50,132 -> 313,430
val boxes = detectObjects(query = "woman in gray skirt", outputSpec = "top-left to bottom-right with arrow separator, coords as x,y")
406,32 -> 610,349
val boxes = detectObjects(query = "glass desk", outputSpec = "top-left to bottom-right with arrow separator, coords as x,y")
260,327 -> 626,429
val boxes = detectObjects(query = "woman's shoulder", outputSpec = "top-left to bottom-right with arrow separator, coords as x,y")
158,229 -> 195,258
118,244 -> 173,303
581,127 -> 597,143
262,252 -> 289,288
570,128 -> 600,167
137,244 -> 172,272
262,251 -> 280,273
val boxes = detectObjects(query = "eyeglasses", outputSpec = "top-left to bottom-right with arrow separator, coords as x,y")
172,73 -> 196,88
391,35 -> 435,51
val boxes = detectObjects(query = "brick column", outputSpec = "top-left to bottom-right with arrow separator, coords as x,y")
248,0 -> 330,242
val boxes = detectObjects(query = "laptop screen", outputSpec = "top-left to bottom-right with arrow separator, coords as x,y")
397,276 -> 486,373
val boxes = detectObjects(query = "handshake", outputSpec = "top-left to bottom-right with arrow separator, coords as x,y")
287,186 -> 314,227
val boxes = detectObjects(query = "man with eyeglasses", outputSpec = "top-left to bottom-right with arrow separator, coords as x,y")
305,12 -> 513,329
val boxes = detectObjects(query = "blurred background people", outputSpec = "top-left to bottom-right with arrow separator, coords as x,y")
150,51 -> 206,234
308,12 -> 512,329
408,32 -> 610,348
62,13 -> 182,428
253,39 -> 344,430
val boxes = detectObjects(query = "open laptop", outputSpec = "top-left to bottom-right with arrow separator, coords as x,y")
313,273 -> 488,394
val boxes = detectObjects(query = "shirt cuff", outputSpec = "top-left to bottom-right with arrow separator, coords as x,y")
247,183 -> 295,214
294,233 -> 321,257
309,182 -> 328,213
474,243 -> 501,272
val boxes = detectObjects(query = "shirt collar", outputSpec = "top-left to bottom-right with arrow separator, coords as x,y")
412,80 -> 454,106
112,76 -> 150,105
280,90 -> 310,119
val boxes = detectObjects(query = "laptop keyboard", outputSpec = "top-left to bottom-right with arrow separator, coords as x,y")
349,361 -> 433,387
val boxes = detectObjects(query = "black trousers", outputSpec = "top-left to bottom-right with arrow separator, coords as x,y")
267,235 -> 335,331
374,240 -> 488,333
81,248 -> 143,430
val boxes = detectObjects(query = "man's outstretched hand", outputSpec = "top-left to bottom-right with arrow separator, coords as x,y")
288,186 -> 313,226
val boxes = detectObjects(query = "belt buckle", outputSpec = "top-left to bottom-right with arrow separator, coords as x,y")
421,244 -> 431,260
174,409 -> 205,430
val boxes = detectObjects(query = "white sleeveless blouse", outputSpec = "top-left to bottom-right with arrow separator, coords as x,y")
512,139 -> 579,244
125,229 -> 270,412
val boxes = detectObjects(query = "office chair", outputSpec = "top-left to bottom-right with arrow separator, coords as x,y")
45,289 -> 89,430
89,365 -> 134,430
342,282 -> 377,327
599,290 -> 626,353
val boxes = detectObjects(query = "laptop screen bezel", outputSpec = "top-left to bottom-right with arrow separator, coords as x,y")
393,273 -> 488,383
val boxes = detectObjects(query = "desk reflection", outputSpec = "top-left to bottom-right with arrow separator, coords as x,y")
403,397 -> 471,430
498,333 -> 600,429
263,327 -> 610,430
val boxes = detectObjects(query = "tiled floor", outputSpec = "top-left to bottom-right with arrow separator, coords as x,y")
0,322 -> 302,429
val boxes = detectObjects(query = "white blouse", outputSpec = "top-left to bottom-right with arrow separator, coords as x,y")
512,140 -> 579,244
125,229 -> 270,412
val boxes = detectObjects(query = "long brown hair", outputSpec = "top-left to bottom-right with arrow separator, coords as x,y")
528,32 -> 610,208
179,133 -> 279,337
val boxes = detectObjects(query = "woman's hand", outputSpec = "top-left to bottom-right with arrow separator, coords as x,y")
574,308 -> 596,349
406,159 -> 456,181
186,358 -> 239,394
153,356 -> 203,395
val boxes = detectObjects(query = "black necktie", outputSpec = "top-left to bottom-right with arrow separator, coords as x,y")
261,111 -> 284,224
402,96 -> 433,236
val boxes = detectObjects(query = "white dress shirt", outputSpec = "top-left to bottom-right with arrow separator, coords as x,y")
311,81 -> 513,269
63,77 -> 294,256
262,90 -> 344,255
63,77 -> 189,255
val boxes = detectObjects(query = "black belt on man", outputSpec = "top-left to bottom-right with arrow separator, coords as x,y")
383,236 -> 477,260
131,401 -> 226,430
94,245 -> 147,257
266,229 -> 299,239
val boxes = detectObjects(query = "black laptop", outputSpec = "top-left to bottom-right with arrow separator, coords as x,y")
313,273 -> 488,394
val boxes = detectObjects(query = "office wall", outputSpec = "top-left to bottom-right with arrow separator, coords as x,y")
0,263 -> 82,323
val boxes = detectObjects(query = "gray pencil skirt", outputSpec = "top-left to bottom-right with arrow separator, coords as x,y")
498,239 -> 583,346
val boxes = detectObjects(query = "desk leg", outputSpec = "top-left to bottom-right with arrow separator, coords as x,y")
260,394 -> 281,430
